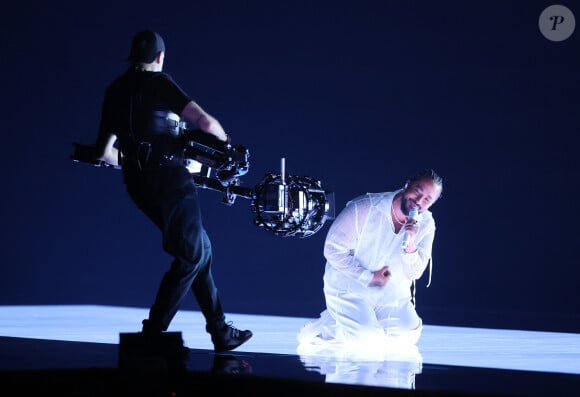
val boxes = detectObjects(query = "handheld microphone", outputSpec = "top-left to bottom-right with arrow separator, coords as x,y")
401,207 -> 418,249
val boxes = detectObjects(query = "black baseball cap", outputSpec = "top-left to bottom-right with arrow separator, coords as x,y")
128,30 -> 165,63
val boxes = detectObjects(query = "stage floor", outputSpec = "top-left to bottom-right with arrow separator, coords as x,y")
0,305 -> 578,396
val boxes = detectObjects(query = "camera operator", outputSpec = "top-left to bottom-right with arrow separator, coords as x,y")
94,29 -> 252,352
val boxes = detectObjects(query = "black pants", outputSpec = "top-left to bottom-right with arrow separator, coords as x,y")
124,163 -> 225,331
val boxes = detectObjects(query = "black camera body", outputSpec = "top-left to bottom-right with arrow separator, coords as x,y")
252,172 -> 334,238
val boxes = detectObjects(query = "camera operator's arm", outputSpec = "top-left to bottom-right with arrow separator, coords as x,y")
94,87 -> 121,167
181,101 -> 228,142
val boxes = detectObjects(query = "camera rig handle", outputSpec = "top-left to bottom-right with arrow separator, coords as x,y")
71,131 -> 334,238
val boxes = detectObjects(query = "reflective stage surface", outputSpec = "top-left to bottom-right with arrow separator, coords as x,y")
0,305 -> 578,396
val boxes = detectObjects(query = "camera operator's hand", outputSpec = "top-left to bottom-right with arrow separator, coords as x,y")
369,266 -> 391,287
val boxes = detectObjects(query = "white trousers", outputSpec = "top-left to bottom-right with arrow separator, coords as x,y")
323,289 -> 423,344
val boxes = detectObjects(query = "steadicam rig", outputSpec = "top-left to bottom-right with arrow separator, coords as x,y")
71,130 -> 334,238
251,158 -> 334,238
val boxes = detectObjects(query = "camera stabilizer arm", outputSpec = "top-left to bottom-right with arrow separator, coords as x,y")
71,130 -> 334,238
71,129 -> 253,203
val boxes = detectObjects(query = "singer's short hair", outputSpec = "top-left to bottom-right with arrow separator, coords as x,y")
409,169 -> 443,198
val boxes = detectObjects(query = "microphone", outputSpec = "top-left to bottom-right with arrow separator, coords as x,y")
401,207 -> 418,249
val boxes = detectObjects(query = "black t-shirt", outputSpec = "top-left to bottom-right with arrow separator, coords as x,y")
96,67 -> 191,156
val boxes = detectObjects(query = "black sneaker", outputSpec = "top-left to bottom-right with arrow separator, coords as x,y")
141,319 -> 164,336
207,321 -> 253,353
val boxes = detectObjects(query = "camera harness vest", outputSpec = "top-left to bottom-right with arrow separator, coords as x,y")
125,71 -> 183,170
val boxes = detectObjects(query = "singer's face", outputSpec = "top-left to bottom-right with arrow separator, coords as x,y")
400,179 -> 441,215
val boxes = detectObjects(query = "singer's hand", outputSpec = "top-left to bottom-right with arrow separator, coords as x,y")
369,266 -> 391,287
402,219 -> 419,253
402,218 -> 419,234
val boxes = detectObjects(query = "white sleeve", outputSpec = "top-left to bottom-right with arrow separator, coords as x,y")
402,219 -> 435,281
323,198 -> 373,285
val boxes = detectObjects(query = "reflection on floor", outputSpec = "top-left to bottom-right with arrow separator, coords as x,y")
0,305 -> 578,396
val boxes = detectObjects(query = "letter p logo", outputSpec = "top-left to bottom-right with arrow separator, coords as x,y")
539,5 -> 575,41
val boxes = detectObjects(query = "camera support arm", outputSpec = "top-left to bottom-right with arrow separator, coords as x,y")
71,131 -> 334,238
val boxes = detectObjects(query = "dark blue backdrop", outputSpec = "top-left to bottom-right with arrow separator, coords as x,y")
1,1 -> 578,333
